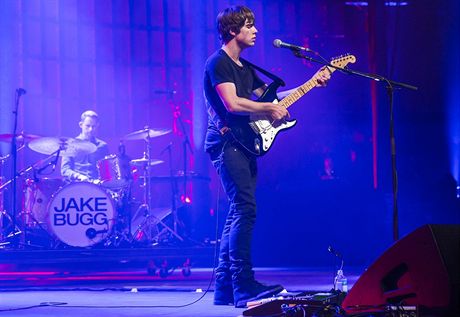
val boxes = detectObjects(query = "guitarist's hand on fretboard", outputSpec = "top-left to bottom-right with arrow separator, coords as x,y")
315,66 -> 332,87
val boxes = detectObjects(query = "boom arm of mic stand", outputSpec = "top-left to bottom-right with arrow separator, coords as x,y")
292,51 -> 418,91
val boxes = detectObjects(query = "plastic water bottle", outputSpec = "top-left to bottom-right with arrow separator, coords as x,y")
340,274 -> 348,292
334,269 -> 348,292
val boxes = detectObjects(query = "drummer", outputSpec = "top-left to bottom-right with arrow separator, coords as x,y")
61,110 -> 109,182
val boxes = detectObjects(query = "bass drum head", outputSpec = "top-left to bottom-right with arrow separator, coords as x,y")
48,182 -> 116,247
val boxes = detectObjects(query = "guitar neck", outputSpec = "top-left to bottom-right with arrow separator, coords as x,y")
278,77 -> 318,109
279,66 -> 336,109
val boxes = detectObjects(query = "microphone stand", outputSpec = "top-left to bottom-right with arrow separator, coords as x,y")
165,144 -> 181,239
292,50 -> 417,241
176,111 -> 194,205
10,88 -> 26,247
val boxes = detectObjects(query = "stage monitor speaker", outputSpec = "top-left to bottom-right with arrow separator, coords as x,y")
342,224 -> 460,316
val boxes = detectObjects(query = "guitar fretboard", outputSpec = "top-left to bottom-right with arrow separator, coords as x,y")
279,76 -> 319,109
277,55 -> 355,110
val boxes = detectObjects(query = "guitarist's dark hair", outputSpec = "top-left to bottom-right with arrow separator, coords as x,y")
217,6 -> 255,44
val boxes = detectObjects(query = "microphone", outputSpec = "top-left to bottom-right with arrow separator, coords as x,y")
273,39 -> 312,52
16,88 -> 27,95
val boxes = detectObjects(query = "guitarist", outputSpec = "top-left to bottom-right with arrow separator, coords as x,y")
204,5 -> 330,308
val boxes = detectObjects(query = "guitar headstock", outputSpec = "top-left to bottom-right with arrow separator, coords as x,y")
330,54 -> 356,70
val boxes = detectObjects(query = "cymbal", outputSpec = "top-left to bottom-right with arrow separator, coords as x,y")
0,133 -> 41,143
28,137 -> 97,156
123,127 -> 171,141
130,157 -> 164,167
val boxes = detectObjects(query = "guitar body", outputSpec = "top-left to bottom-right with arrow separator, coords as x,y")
229,82 -> 297,156
228,54 -> 356,156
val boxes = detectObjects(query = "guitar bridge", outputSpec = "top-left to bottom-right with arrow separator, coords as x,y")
249,122 -> 260,133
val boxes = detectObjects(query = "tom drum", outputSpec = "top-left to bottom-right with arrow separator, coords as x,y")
97,154 -> 131,188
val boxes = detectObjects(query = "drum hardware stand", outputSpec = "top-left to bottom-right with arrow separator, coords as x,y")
131,128 -> 183,244
163,142 -> 185,242
168,110 -> 193,241
0,156 -> 7,244
0,155 -> 21,247
0,147 -> 62,248
0,209 -> 22,248
104,184 -> 133,247
113,141 -> 135,245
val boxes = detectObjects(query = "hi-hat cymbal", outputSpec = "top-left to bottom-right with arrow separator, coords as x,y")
123,127 -> 171,141
28,137 -> 97,156
0,133 -> 41,143
130,157 -> 164,167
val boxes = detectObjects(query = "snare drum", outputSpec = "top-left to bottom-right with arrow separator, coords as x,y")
97,154 -> 131,188
47,182 -> 116,247
22,178 -> 64,227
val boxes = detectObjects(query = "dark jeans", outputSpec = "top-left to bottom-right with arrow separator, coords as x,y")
210,142 -> 257,283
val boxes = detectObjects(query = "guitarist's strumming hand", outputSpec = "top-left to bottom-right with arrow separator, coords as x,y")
267,103 -> 289,121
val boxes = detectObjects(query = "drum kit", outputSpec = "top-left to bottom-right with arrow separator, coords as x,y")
0,127 -> 185,249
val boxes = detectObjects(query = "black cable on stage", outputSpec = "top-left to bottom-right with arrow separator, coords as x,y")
0,302 -> 67,313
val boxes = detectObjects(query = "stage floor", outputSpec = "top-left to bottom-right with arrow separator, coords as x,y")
0,266 -> 361,317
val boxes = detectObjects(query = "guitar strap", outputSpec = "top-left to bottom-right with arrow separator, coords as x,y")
240,58 -> 286,87
211,59 -> 285,153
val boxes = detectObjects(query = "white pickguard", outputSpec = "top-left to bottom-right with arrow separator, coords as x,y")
250,100 -> 297,151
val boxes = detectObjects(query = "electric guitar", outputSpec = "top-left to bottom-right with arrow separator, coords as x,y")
229,54 -> 356,156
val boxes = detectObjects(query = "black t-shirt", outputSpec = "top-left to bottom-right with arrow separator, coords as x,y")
203,49 -> 265,151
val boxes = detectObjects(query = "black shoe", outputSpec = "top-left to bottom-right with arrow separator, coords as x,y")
234,280 -> 284,308
214,292 -> 234,306
214,273 -> 234,306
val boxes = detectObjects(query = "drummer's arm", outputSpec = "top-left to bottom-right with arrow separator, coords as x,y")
61,156 -> 88,181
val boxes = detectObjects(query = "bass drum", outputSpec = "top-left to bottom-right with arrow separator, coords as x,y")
47,182 -> 116,247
